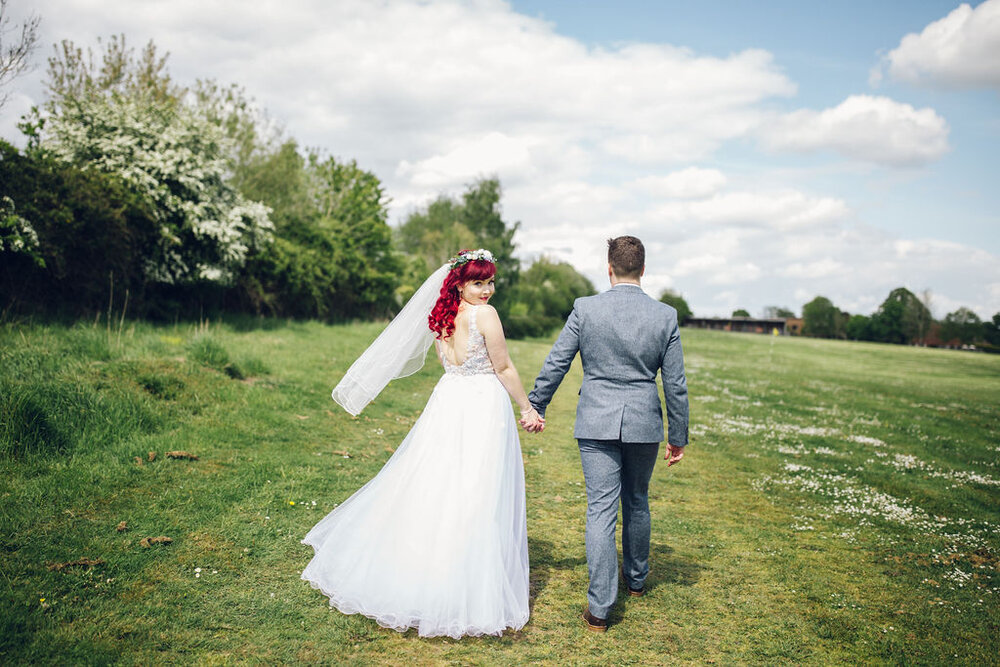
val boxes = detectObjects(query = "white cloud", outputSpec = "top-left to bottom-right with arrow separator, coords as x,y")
707,262 -> 762,286
396,132 -> 535,188
674,253 -> 728,276
653,190 -> 851,230
672,223 -> 999,319
874,0 -> 1000,90
712,290 -> 741,313
641,271 -> 675,299
549,177 -> 998,319
760,95 -> 949,167
780,258 -> 846,279
0,92 -> 32,140
628,167 -> 727,199
6,0 -> 795,194
515,219 -> 628,278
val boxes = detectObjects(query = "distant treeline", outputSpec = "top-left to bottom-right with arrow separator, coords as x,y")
0,36 -> 593,338
658,288 -> 999,351
798,291 -> 999,351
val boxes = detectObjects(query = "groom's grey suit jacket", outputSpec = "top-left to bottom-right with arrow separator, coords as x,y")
528,284 -> 689,445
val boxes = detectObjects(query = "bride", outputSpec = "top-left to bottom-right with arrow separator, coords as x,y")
301,249 -> 544,639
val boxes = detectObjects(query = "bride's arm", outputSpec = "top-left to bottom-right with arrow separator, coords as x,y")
477,306 -> 543,425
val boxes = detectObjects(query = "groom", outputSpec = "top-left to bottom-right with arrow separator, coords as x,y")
527,235 -> 689,632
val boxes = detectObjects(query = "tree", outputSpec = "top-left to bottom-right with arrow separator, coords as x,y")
239,154 -> 400,320
38,92 -> 273,285
0,0 -> 40,110
846,314 -> 874,341
940,307 -> 982,346
732,308 -> 750,318
310,154 -> 399,316
916,289 -> 934,345
802,296 -> 845,338
34,36 -> 273,286
192,78 -> 285,187
763,305 -> 795,318
870,296 -> 904,343
396,177 -> 520,318
44,34 -> 181,110
659,290 -> 692,324
0,139 -> 161,315
460,178 -> 521,316
983,313 -> 1000,347
233,139 -> 311,229
870,287 -> 932,344
505,257 -> 596,338
513,257 -> 594,320
396,197 -> 474,268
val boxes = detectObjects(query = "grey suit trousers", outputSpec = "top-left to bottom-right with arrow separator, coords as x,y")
578,438 -> 659,618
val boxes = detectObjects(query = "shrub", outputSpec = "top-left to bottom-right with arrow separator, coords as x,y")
187,334 -> 231,370
503,313 -> 564,340
0,378 -> 160,459
0,140 -> 161,316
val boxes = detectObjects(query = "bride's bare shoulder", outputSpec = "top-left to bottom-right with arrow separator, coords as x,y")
475,304 -> 502,329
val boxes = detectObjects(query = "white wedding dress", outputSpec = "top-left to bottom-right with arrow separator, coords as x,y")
301,305 -> 530,639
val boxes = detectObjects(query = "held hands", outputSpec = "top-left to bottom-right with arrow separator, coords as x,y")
664,443 -> 684,466
519,407 -> 545,433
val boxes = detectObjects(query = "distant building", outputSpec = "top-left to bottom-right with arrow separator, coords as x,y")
685,316 -> 798,335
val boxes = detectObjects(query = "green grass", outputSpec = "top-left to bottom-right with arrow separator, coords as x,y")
1,320 -> 997,665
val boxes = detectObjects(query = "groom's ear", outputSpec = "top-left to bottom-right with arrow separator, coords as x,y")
641,265 -> 646,277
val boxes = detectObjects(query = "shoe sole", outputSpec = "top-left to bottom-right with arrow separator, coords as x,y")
582,608 -> 608,633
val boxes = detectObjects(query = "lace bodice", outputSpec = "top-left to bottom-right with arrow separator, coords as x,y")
441,305 -> 494,376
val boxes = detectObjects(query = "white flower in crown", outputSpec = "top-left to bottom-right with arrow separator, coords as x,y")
449,248 -> 495,269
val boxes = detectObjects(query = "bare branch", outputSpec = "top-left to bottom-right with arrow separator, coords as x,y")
0,0 -> 40,109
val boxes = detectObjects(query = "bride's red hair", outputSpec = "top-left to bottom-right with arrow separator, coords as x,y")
428,256 -> 496,340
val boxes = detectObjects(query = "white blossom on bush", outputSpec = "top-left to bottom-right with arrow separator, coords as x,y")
40,94 -> 273,284
0,196 -> 44,266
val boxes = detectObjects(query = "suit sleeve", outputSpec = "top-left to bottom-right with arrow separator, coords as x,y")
661,316 -> 689,446
527,303 -> 581,418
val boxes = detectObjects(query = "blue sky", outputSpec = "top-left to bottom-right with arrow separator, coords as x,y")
510,1 -> 999,262
3,0 -> 998,318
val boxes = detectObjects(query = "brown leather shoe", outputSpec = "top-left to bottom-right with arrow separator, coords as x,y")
621,566 -> 644,597
582,607 -> 608,633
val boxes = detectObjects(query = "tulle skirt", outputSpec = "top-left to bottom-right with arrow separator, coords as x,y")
301,372 -> 530,639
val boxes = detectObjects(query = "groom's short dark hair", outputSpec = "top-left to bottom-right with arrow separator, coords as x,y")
607,236 -> 644,279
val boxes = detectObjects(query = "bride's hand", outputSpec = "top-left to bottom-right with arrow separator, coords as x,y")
519,407 -> 545,433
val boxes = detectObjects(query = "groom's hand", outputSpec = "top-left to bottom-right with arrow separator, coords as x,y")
519,416 -> 544,432
665,443 -> 684,466
524,417 -> 545,433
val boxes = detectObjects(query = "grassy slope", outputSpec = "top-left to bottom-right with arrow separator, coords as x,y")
1,321 -> 997,665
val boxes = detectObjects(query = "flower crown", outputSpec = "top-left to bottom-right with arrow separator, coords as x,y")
449,248 -> 495,270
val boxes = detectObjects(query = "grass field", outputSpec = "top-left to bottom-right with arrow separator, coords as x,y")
1,318 -> 998,665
